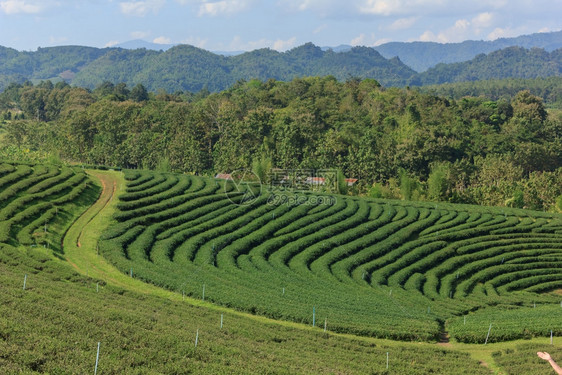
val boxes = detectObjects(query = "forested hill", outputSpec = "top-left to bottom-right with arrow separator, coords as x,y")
0,43 -> 416,92
374,30 -> 562,72
412,47 -> 562,86
418,77 -> 562,109
0,45 -> 108,91
0,42 -> 561,93
112,31 -> 562,73
1,76 -> 561,211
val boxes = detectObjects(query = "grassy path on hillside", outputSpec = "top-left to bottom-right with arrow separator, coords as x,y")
62,170 -> 559,375
63,170 -> 344,325
63,170 -> 197,295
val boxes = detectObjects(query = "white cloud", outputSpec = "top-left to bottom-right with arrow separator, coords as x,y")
373,37 -> 391,46
292,0 -> 315,11
389,17 -> 417,30
180,36 -> 209,48
419,30 -> 437,42
472,12 -> 492,28
358,0 -> 445,16
454,19 -> 469,30
278,0 -> 525,22
273,37 -> 297,51
0,0 -> 42,14
278,0 -> 562,33
228,35 -> 243,49
350,33 -> 378,46
119,0 -> 165,17
418,15 -> 494,43
351,33 -> 366,45
105,40 -> 120,47
470,11 -> 493,36
487,27 -> 517,40
417,9 -> 511,43
280,0 -> 336,12
276,0 -> 346,17
197,0 -> 253,16
153,36 -> 171,44
131,30 -> 151,39
313,24 -> 327,34
228,35 -> 298,51
359,0 -> 396,16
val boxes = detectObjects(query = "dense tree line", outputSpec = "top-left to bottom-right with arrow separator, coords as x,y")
411,47 -> 562,86
1,77 -> 561,211
418,77 -> 562,109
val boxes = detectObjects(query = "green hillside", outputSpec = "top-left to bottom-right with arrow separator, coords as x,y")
1,38 -> 561,92
417,77 -> 562,109
4,241 -> 502,374
375,30 -> 562,72
99,169 -> 562,344
0,45 -> 108,90
0,162 -> 489,373
412,47 -> 562,86
0,43 -> 417,92
1,161 -> 561,373
2,77 -> 561,213
0,162 -> 94,248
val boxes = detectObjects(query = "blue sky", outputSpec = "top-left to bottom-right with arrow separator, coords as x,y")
0,0 -> 560,51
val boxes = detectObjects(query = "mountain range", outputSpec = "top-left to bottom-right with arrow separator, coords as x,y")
0,31 -> 560,93
117,31 -> 562,72
374,30 -> 562,72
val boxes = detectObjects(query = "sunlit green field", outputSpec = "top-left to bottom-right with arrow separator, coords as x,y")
99,169 -> 562,343
1,162 -> 561,374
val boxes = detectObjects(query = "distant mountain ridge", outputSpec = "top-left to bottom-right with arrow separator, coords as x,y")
0,31 -> 560,93
374,30 -> 562,72
114,31 -> 562,72
411,46 -> 562,85
0,43 -> 417,92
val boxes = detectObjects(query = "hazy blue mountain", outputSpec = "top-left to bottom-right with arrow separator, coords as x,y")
411,46 -> 562,86
0,31 -> 561,93
116,39 -> 244,56
321,45 -> 352,53
374,30 -> 562,72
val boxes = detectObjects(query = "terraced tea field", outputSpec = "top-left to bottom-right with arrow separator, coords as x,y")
2,162 -> 562,373
99,170 -> 562,343
0,162 -> 93,250
0,162 -> 499,374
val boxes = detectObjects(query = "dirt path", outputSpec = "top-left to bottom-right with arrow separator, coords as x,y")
76,174 -> 115,248
437,331 -> 452,347
62,170 -> 129,287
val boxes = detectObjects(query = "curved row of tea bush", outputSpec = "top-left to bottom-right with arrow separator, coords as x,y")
0,162 -> 92,249
100,171 -> 562,342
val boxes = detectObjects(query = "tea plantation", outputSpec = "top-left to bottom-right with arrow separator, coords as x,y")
100,169 -> 562,343
1,162 -> 561,374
